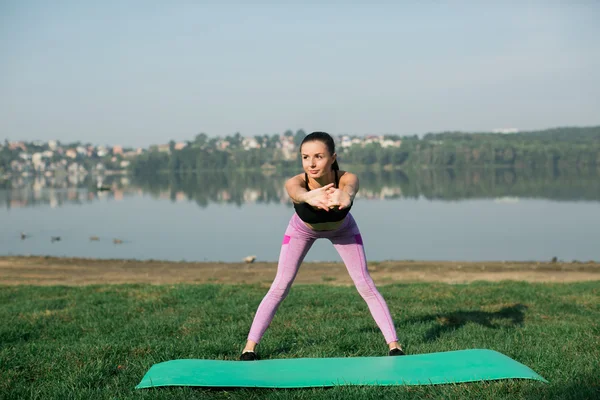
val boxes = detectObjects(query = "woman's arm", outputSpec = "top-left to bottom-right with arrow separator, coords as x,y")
285,174 -> 333,210
285,174 -> 309,204
327,171 -> 359,209
339,172 -> 359,204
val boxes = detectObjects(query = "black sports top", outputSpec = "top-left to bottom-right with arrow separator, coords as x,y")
293,169 -> 353,224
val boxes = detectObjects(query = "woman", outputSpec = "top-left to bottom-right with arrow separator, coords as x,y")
240,131 -> 404,360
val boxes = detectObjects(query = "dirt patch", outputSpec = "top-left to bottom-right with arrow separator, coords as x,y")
1,256 -> 599,286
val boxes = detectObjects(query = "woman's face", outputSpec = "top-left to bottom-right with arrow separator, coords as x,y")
301,140 -> 336,180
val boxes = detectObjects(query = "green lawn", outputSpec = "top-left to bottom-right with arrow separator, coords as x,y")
1,281 -> 598,399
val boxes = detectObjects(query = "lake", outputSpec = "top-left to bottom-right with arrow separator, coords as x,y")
1,169 -> 599,263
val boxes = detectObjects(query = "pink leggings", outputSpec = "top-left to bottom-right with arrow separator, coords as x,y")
247,213 -> 398,344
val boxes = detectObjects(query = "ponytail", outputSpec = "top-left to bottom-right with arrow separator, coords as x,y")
332,160 -> 340,170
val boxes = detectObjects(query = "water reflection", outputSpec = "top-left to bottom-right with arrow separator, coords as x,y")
2,167 -> 599,209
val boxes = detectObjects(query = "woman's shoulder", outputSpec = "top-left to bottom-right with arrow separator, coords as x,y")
290,172 -> 306,180
286,173 -> 306,184
338,170 -> 357,180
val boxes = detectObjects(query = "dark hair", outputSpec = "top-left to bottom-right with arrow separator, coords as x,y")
300,131 -> 339,170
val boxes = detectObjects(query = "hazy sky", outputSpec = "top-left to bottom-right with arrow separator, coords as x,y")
1,1 -> 599,147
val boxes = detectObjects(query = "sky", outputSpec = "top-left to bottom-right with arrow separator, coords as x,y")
1,1 -> 599,147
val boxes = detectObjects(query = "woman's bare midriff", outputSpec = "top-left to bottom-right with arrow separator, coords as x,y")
303,218 -> 345,231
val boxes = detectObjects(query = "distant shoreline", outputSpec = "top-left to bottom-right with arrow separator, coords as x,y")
1,256 -> 598,286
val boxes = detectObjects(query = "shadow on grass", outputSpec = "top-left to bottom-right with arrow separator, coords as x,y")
405,303 -> 528,342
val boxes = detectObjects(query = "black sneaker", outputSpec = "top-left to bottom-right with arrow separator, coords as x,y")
240,351 -> 258,361
388,348 -> 405,356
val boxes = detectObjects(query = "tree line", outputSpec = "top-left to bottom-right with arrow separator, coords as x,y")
130,126 -> 600,175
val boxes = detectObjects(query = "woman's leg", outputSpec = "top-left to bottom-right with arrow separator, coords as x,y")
330,223 -> 399,346
244,222 -> 315,349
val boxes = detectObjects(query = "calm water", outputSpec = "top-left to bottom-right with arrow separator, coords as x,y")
1,170 -> 599,262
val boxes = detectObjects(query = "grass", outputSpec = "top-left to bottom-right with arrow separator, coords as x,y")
1,281 -> 599,399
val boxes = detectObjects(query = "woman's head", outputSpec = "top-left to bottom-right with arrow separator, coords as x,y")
300,132 -> 339,179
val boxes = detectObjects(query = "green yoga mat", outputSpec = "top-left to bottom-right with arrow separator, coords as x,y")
136,349 -> 548,389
